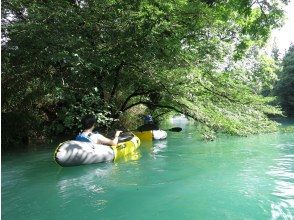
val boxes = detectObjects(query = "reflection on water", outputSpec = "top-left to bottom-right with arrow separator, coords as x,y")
141,140 -> 168,159
152,140 -> 168,155
56,163 -> 116,212
232,140 -> 294,220
268,143 -> 294,220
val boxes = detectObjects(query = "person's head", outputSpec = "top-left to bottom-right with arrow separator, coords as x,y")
143,115 -> 153,124
81,114 -> 97,130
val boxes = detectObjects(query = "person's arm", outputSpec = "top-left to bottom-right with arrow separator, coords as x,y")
96,131 -> 122,146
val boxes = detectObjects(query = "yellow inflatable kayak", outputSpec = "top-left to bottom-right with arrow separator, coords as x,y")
112,135 -> 141,161
54,133 -> 140,166
134,130 -> 167,141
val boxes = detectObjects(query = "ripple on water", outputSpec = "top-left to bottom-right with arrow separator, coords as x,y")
267,143 -> 294,220
271,201 -> 294,220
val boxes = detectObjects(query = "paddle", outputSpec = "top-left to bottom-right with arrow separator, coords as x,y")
167,127 -> 182,132
135,123 -> 182,132
131,126 -> 182,132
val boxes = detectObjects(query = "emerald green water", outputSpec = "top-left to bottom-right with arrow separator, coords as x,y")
2,121 -> 294,219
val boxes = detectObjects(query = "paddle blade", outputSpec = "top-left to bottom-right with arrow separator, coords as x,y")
168,127 -> 182,132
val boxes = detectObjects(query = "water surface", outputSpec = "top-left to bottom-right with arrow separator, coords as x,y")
2,121 -> 294,219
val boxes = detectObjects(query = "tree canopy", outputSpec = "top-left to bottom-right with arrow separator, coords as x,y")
275,44 -> 294,116
1,0 -> 289,144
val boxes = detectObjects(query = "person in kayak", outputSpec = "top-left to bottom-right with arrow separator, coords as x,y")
75,114 -> 122,145
137,114 -> 159,131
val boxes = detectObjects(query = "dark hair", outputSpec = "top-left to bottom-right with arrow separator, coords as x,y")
81,114 -> 97,130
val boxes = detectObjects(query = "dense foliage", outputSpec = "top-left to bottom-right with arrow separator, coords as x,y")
1,0 -> 288,146
275,45 -> 294,116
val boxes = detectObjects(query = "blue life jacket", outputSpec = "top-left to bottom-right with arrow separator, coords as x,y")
75,133 -> 93,143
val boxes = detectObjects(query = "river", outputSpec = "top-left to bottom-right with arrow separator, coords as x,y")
2,118 -> 294,219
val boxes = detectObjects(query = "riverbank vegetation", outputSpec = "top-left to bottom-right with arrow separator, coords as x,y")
274,45 -> 294,117
2,0 -> 293,149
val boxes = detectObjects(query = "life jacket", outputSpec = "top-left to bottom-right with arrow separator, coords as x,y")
75,132 -> 94,143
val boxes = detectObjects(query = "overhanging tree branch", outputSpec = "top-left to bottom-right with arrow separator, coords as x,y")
109,61 -> 125,104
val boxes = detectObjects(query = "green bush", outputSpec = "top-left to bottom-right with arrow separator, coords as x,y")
1,112 -> 40,150
47,89 -> 117,135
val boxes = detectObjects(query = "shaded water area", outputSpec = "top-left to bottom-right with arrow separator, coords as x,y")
2,118 -> 294,219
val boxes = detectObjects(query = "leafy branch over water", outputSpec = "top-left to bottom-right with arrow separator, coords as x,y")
1,0 -> 291,147
279,126 -> 294,133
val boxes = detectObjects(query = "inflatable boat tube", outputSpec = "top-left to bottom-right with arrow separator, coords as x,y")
152,130 -> 167,140
134,130 -> 167,141
54,133 -> 140,167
